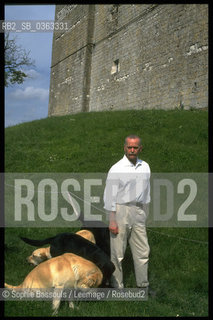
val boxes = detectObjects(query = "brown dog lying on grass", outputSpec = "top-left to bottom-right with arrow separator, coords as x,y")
5,253 -> 103,315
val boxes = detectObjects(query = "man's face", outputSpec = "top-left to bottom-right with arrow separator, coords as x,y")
124,138 -> 142,164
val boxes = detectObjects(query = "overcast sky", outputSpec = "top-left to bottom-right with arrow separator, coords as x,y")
5,5 -> 56,127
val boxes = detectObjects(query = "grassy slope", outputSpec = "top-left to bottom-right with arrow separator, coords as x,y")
5,109 -> 208,172
4,109 -> 208,317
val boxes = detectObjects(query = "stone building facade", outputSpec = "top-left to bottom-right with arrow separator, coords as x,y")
48,4 -> 208,116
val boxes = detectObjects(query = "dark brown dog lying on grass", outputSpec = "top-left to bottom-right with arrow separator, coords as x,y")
5,253 -> 102,315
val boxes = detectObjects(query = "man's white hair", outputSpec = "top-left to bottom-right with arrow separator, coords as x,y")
124,135 -> 142,145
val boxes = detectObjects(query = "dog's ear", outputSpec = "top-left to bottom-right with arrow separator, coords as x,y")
33,249 -> 45,258
33,251 -> 41,257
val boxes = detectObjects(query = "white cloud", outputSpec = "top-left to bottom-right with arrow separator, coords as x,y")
4,5 -> 55,127
25,69 -> 41,79
10,86 -> 49,101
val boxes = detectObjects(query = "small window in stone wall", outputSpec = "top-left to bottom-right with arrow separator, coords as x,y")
111,59 -> 120,75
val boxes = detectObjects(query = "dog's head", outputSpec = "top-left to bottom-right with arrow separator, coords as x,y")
27,247 -> 50,266
76,230 -> 96,244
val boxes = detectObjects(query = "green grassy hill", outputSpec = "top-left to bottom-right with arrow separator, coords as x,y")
4,109 -> 208,317
5,109 -> 208,172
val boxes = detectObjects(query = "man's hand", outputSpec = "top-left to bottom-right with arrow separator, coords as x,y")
109,211 -> 119,234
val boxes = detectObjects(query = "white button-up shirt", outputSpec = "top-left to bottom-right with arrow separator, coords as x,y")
103,155 -> 151,211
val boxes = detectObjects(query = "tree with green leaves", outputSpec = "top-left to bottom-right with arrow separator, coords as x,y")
4,32 -> 35,87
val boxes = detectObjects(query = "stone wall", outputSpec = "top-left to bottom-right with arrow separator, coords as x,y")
48,5 -> 95,115
48,4 -> 208,116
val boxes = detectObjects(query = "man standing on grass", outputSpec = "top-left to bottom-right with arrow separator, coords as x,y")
104,135 -> 151,289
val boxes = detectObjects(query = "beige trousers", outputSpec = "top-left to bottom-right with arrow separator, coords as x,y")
110,204 -> 150,288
